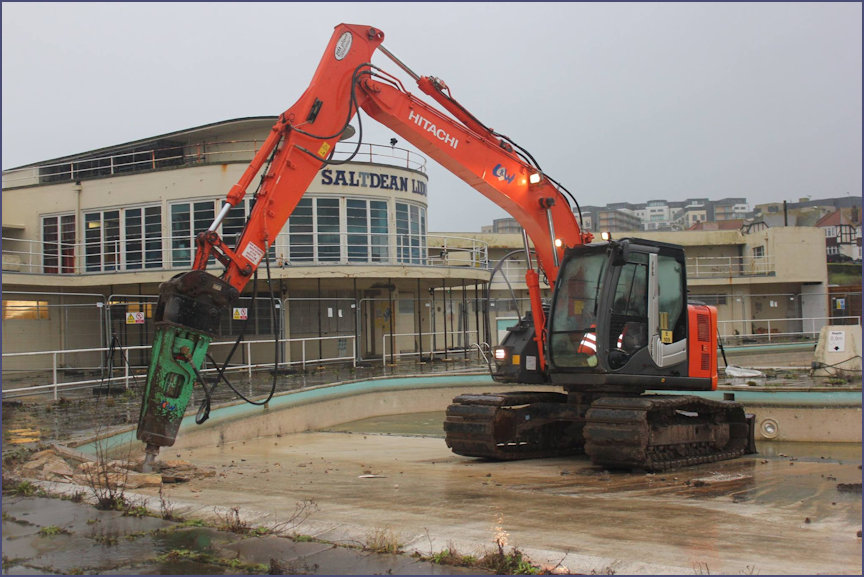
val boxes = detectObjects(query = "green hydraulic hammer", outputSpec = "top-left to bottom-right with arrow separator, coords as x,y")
136,270 -> 238,469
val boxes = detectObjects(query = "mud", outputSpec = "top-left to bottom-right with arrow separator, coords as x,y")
3,363 -> 862,575
118,411 -> 862,576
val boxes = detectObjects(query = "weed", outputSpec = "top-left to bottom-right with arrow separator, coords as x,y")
158,548 -> 266,574
92,532 -> 120,546
79,425 -> 138,511
478,547 -> 539,575
215,499 -> 317,537
693,561 -> 711,575
180,518 -> 206,527
158,484 -> 180,521
8,480 -> 38,496
158,548 -> 203,563
38,525 -> 70,537
123,504 -> 150,518
364,526 -> 402,554
215,506 -> 251,534
475,514 -> 541,575
2,446 -> 34,468
430,547 -> 477,567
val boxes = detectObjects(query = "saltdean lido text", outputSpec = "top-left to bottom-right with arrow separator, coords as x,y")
320,169 -> 427,195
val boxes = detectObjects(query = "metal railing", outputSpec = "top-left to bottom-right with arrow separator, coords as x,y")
718,315 -> 860,344
2,232 -> 488,275
1,334 -> 356,400
686,255 -> 775,278
2,140 -> 427,188
381,330 -> 483,366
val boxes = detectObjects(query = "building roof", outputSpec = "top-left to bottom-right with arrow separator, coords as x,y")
6,117 -> 278,171
687,219 -> 747,231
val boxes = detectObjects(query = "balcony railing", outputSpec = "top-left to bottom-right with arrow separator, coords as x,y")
2,140 -> 427,188
685,255 -> 775,278
1,232 -> 488,275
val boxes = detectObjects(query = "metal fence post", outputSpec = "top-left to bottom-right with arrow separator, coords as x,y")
52,352 -> 58,401
246,342 -> 253,380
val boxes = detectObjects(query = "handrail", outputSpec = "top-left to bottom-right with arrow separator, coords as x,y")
1,231 -> 489,274
381,329 -> 481,366
1,334 -> 356,400
2,141 -> 427,188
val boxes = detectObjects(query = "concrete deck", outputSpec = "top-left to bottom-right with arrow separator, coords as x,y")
133,424 -> 862,575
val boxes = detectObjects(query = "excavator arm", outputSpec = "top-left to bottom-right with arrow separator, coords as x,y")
137,23 -> 590,463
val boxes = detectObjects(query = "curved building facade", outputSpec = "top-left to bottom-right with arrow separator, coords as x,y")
2,117 -> 491,372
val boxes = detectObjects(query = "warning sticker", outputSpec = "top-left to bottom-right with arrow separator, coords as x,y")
233,308 -> 248,321
242,242 -> 265,266
126,312 -> 145,325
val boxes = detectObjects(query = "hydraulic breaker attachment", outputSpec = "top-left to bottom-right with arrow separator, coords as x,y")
136,271 -> 238,469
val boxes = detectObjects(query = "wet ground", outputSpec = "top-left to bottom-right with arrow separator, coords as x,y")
2,358 -> 862,575
1,494 -> 486,575
131,411 -> 859,575
1,359 -> 485,447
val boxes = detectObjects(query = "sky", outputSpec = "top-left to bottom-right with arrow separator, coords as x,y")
2,2 -> 861,232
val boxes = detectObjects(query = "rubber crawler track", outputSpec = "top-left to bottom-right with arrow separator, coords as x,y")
445,393 -> 755,471
584,395 -> 753,472
444,392 -> 585,460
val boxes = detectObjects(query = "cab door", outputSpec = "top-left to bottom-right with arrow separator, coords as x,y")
647,250 -> 688,367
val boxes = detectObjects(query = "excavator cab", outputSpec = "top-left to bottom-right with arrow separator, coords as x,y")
547,238 -> 700,388
491,238 -> 717,392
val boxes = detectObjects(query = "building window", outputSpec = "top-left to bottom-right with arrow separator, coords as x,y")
752,246 -> 765,259
42,214 -> 76,274
316,198 -> 341,262
85,210 -> 121,272
171,201 -> 216,267
84,206 -> 162,271
124,206 -> 162,269
3,300 -> 49,320
693,294 -> 728,306
288,198 -> 314,262
346,199 -> 389,263
396,202 -> 426,265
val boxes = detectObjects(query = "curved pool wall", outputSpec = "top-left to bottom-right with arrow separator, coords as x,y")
76,374 -> 862,456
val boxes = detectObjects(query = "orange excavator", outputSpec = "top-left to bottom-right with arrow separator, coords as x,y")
137,23 -> 756,472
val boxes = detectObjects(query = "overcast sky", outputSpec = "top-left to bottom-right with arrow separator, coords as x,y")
2,2 -> 861,232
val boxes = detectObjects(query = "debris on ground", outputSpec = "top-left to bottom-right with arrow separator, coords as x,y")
9,445 -> 217,489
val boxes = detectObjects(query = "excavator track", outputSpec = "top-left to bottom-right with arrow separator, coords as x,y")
444,391 -> 586,460
583,395 -> 756,472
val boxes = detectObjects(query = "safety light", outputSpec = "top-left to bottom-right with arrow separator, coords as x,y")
529,172 -> 541,185
493,347 -> 508,361
554,238 -> 563,248
600,231 -> 612,241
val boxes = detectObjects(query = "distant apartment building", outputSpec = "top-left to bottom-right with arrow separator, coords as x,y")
712,197 -> 750,221
575,197 -> 751,233
579,203 -> 641,233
